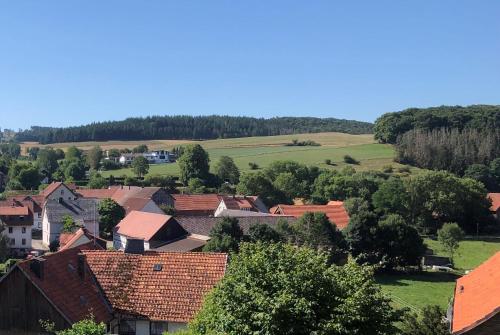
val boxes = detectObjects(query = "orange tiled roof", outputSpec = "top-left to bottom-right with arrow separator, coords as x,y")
488,193 -> 500,212
171,194 -> 221,213
270,202 -> 350,229
116,211 -> 172,241
221,195 -> 258,210
452,252 -> 500,334
0,206 -> 29,216
83,250 -> 227,322
41,182 -> 76,197
59,228 -> 107,251
17,242 -> 111,324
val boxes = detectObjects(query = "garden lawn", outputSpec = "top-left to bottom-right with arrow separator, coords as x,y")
424,237 -> 500,271
377,237 -> 500,311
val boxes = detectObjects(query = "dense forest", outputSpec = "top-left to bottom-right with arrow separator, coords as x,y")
14,115 -> 373,144
396,128 -> 500,175
374,105 -> 500,143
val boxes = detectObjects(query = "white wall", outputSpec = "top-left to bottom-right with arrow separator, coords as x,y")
214,200 -> 226,217
46,184 -> 76,201
113,233 -> 149,251
33,212 -> 42,230
3,225 -> 32,249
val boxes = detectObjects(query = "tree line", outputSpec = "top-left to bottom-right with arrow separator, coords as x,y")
374,104 -> 500,143
396,128 -> 500,176
14,115 -> 374,144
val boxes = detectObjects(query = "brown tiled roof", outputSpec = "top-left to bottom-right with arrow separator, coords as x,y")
59,228 -> 107,251
0,205 -> 29,216
452,252 -> 500,334
83,250 -> 227,322
17,242 -> 112,324
116,211 -> 173,241
176,215 -> 297,237
270,202 -> 350,229
171,194 -> 221,214
488,193 -> 500,212
220,195 -> 260,211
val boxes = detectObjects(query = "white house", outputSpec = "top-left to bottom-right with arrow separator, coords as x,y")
0,205 -> 32,252
214,195 -> 269,217
119,150 -> 170,165
42,197 -> 100,246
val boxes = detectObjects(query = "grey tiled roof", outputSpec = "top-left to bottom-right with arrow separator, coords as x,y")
44,198 -> 100,225
175,215 -> 296,237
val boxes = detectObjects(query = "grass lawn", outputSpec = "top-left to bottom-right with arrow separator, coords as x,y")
424,237 -> 500,271
376,272 -> 458,311
377,237 -> 500,311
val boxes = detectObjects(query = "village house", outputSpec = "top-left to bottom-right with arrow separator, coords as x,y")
488,193 -> 500,222
270,200 -> 350,229
0,205 -> 32,254
0,242 -> 227,335
166,194 -> 268,216
59,227 -> 107,251
42,197 -> 100,246
113,211 -> 191,251
77,185 -> 169,215
450,251 -> 500,334
119,150 -> 171,165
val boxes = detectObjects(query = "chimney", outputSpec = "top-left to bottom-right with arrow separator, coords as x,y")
125,238 -> 145,255
30,258 -> 46,280
77,253 -> 85,279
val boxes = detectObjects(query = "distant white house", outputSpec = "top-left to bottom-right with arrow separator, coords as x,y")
119,150 -> 171,165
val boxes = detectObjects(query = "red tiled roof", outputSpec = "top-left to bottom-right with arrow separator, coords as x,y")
0,206 -> 29,216
76,189 -> 116,199
171,194 -> 221,214
83,250 -> 227,322
59,228 -> 107,251
488,193 -> 500,212
116,211 -> 172,241
452,252 -> 500,334
270,202 -> 350,229
220,196 -> 258,210
41,182 -> 75,197
17,242 -> 111,324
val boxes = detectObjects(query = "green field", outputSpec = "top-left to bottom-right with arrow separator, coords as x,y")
377,238 -> 500,311
22,132 -> 412,178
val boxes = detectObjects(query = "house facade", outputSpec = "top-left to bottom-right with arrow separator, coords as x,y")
488,193 -> 500,222
42,198 -> 100,246
0,205 -> 32,253
113,211 -> 188,251
214,195 -> 268,217
0,244 -> 227,335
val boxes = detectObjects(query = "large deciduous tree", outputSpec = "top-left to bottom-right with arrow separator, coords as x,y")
87,146 -> 103,170
190,243 -> 400,335
203,217 -> 243,253
131,156 -> 149,178
98,198 -> 126,238
178,144 -> 210,185
214,155 -> 240,185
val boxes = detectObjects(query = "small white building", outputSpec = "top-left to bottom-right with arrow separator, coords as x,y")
119,150 -> 170,165
214,195 -> 269,217
0,206 -> 32,251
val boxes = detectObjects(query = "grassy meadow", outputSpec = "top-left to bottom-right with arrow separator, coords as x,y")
22,132 -> 413,177
377,237 -> 500,311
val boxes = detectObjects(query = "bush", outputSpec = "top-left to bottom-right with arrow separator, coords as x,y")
382,165 -> 393,173
248,162 -> 259,170
324,159 -> 332,165
343,155 -> 359,164
398,166 -> 411,173
101,159 -> 121,170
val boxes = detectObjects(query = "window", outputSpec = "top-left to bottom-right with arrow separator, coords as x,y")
38,213 -> 42,218
19,216 -> 24,221
61,189 -> 64,195
22,238 -> 26,246
10,238 -> 15,245
8,227 -> 13,234
119,320 -> 136,335
22,227 -> 26,234
151,322 -> 168,335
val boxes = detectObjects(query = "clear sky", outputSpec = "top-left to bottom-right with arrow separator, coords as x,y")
1,1 -> 499,130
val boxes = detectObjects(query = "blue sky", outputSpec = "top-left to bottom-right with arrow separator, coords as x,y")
1,1 -> 499,130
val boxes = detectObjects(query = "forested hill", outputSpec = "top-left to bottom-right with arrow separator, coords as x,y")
14,115 -> 373,144
374,104 -> 500,143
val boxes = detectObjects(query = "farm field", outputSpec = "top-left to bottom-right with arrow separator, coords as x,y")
377,237 -> 500,311
21,132 -> 413,177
